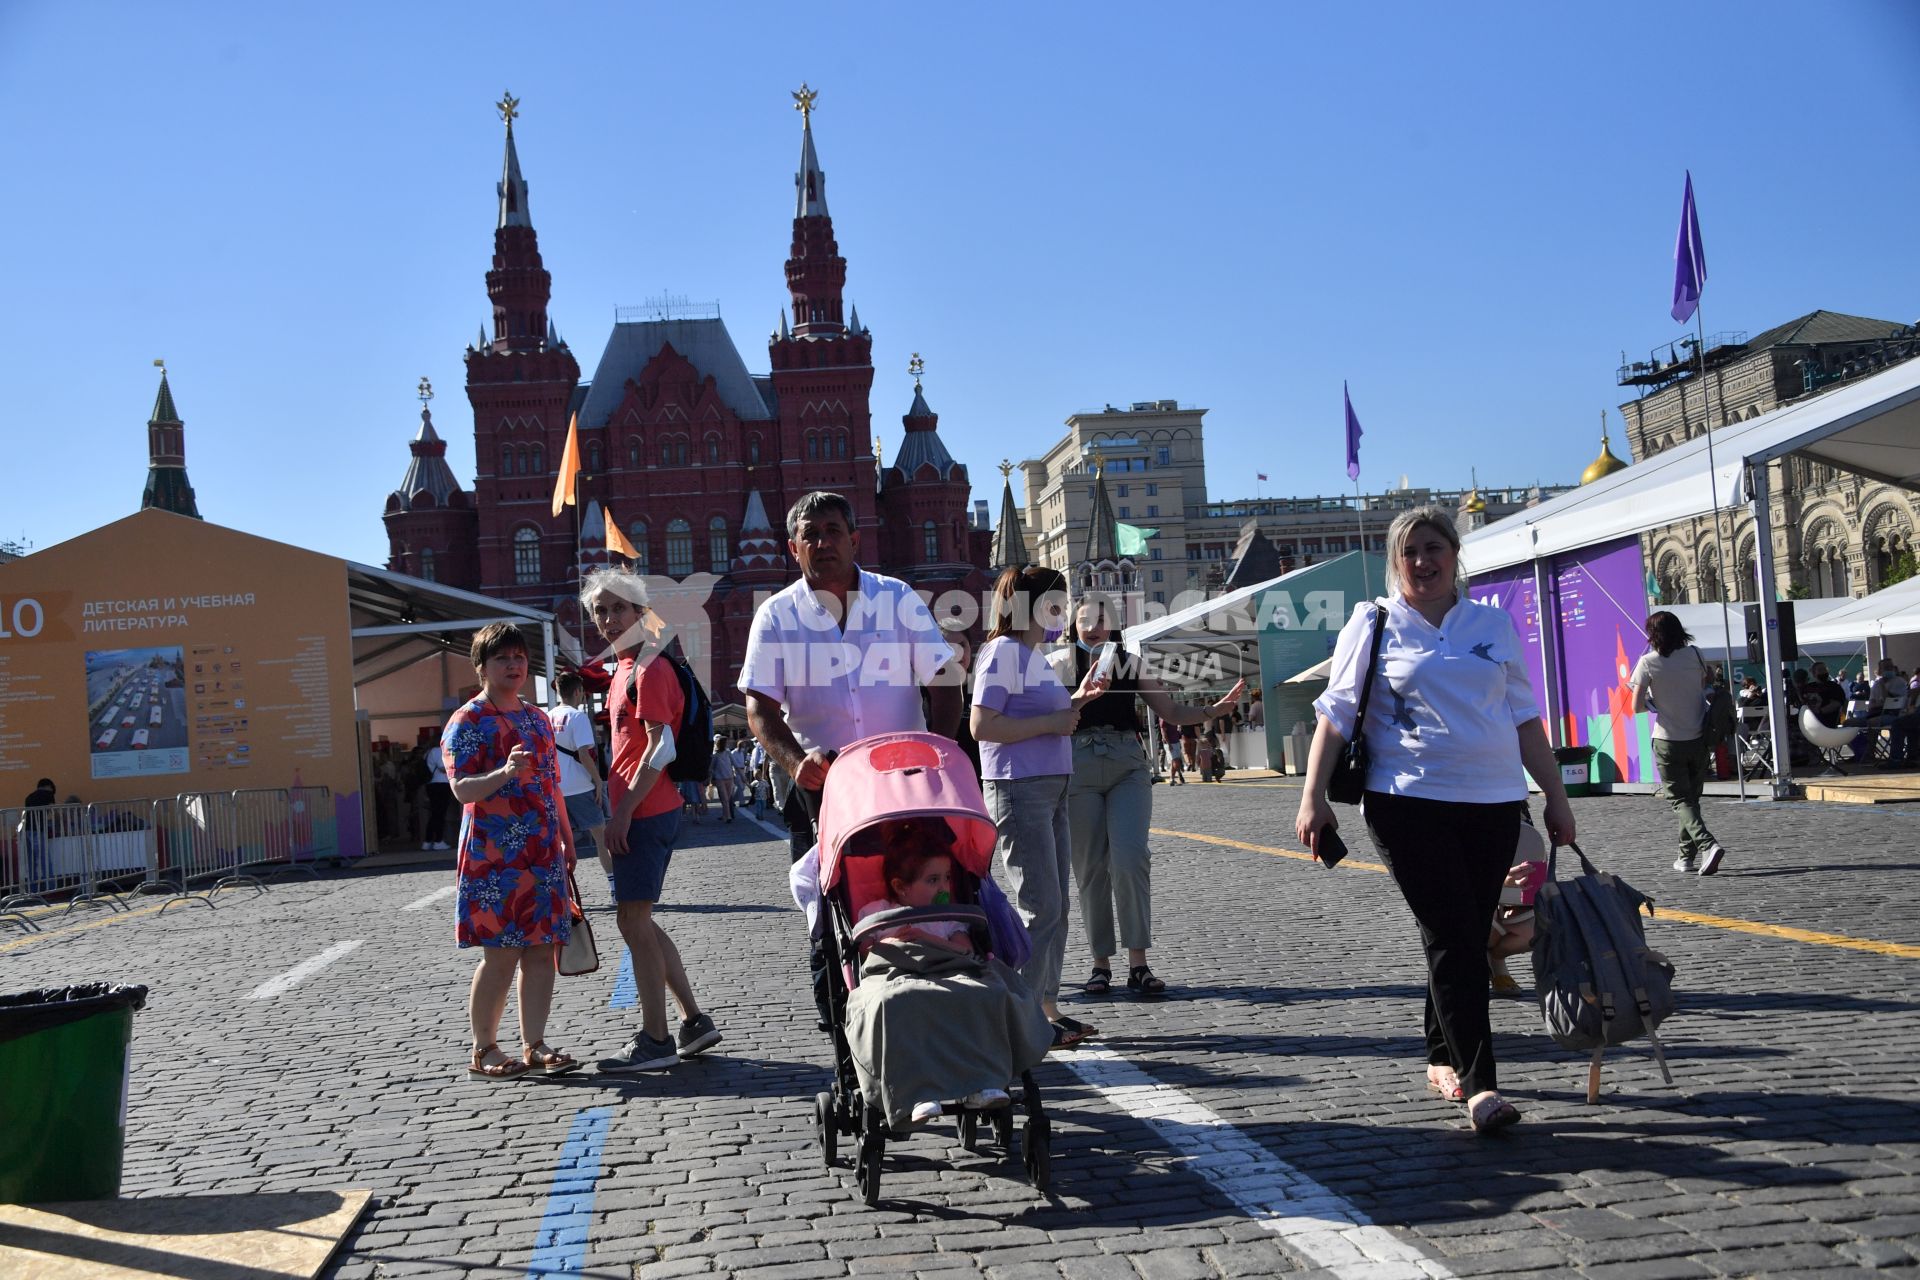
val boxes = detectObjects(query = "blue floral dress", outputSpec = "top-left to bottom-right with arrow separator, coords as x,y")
443,698 -> 572,948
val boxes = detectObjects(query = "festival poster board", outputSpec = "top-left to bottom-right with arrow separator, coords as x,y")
1254,552 -> 1387,768
0,509 -> 365,857
1469,534 -> 1654,785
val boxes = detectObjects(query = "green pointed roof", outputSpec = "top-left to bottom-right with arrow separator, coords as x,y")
150,371 -> 181,425
1082,463 -> 1120,563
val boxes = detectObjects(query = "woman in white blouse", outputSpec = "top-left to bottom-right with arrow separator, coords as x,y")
1295,507 -> 1574,1135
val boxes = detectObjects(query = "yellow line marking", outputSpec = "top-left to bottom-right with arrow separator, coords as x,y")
0,899 -> 176,953
1152,826 -> 1390,874
1150,826 -> 1920,960
1654,908 -> 1920,959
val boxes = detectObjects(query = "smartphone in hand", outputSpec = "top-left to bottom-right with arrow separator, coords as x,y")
1315,823 -> 1348,869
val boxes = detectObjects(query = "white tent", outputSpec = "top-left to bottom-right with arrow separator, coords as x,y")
1794,576 -> 1920,644
1666,600 -> 1857,661
1463,357 -> 1920,576
1458,355 -> 1920,797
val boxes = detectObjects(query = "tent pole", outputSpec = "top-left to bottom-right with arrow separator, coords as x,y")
1747,461 -> 1794,800
1693,310 -> 1747,801
1532,559 -> 1562,750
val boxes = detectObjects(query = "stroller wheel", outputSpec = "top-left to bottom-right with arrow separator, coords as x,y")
856,1131 -> 885,1206
1023,1115 -> 1051,1191
958,1109 -> 980,1152
815,1090 -> 838,1167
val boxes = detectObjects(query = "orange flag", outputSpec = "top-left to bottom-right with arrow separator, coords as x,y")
550,412 -> 582,517
603,505 -> 639,560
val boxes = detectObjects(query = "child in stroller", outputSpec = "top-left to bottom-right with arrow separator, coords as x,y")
798,732 -> 1055,1203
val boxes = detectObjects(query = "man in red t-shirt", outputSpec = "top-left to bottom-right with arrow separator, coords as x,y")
583,568 -> 721,1074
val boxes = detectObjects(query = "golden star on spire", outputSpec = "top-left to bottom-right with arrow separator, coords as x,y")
998,459 -> 1014,479
792,83 -> 818,126
497,91 -> 520,130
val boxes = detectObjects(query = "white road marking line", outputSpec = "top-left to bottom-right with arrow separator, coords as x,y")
249,940 -> 364,1000
401,884 -> 458,912
748,812 -> 789,843
1060,1048 -> 1456,1279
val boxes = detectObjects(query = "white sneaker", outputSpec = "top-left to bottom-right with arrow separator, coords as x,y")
961,1088 -> 1011,1110
1698,845 -> 1727,876
910,1100 -> 944,1124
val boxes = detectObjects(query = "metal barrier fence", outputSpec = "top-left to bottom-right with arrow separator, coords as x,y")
0,786 -> 338,925
1,802 -> 142,926
143,787 -> 338,913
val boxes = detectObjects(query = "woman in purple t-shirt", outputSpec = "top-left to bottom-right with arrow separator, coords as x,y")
971,566 -> 1108,1046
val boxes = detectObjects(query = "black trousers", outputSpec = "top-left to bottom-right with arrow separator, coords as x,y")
1361,791 -> 1521,1098
784,786 -> 832,1025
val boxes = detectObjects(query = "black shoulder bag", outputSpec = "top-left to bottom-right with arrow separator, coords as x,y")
1326,605 -> 1387,805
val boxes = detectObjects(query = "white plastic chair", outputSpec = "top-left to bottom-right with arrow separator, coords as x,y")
1798,706 -> 1858,777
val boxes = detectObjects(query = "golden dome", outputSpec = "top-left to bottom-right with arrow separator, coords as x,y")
1582,432 -> 1629,485
1464,490 -> 1488,514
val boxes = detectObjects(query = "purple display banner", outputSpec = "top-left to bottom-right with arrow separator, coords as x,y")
1470,535 -> 1654,784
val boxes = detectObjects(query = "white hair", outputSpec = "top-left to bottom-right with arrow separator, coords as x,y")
579,565 -> 650,613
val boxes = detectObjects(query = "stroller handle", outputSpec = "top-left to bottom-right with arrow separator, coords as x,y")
795,748 -> 840,827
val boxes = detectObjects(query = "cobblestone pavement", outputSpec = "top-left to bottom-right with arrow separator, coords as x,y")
5,781 -> 1919,1279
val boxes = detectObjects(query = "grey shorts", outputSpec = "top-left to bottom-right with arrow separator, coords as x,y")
563,788 -> 605,832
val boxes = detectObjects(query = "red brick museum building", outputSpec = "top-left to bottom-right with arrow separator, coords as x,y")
383,93 -> 989,700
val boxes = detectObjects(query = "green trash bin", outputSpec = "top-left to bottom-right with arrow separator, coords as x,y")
0,983 -> 148,1203
1553,745 -> 1598,798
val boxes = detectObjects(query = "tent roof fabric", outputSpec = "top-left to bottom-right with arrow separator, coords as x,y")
1792,576 -> 1920,644
346,561 -> 565,686
1463,356 -> 1920,575
1742,310 -> 1909,351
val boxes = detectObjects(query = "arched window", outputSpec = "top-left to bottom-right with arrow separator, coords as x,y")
661,440 -> 673,467
705,435 -> 721,465
1734,535 -> 1757,602
627,438 -> 641,467
835,433 -> 848,459
628,522 -> 648,573
709,516 -> 729,572
923,521 -> 939,563
675,438 -> 689,466
807,433 -> 820,461
666,518 -> 693,577
586,441 -> 600,472
498,446 -> 511,476
531,443 -> 545,474
417,548 -> 437,582
1697,545 -> 1720,605
747,434 -> 761,466
1656,553 -> 1687,606
512,527 -> 541,585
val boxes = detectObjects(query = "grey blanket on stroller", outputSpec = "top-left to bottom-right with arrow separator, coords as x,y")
844,940 -> 1054,1130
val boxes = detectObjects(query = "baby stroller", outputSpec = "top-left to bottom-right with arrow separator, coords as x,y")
808,732 -> 1052,1204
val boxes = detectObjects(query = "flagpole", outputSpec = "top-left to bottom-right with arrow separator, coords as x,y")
1692,307 -> 1747,802
1354,479 -> 1370,598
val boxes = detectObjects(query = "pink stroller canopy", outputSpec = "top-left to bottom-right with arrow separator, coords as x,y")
816,732 -> 997,896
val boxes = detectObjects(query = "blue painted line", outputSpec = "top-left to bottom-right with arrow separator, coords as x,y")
609,945 -> 636,1010
525,1105 -> 614,1278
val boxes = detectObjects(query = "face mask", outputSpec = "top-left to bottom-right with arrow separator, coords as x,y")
1075,639 -> 1098,655
1043,626 -> 1063,643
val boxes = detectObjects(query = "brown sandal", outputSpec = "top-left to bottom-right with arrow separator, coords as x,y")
524,1041 -> 580,1077
467,1043 -> 531,1082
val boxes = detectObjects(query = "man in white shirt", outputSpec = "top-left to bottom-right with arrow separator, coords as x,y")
548,672 -> 607,872
742,491 -> 962,862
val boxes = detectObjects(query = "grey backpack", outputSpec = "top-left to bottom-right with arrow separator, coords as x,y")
1530,842 -> 1677,1099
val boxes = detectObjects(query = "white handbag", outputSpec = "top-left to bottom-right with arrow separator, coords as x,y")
556,868 -> 599,976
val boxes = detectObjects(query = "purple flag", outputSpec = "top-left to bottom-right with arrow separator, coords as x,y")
1671,170 -> 1706,324
1343,382 -> 1363,481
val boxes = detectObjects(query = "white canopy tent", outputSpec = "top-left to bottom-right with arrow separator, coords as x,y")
1794,575 -> 1920,644
1459,356 -> 1920,797
1666,600 -> 1856,662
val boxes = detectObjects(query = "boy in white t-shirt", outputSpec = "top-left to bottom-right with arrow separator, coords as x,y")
548,673 -> 607,871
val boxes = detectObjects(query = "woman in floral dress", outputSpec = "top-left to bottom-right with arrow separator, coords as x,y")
443,623 -> 579,1080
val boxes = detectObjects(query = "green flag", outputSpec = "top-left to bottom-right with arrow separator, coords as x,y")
1115,521 -> 1157,557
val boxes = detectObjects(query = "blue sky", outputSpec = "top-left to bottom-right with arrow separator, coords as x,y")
3,1 -> 1916,564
